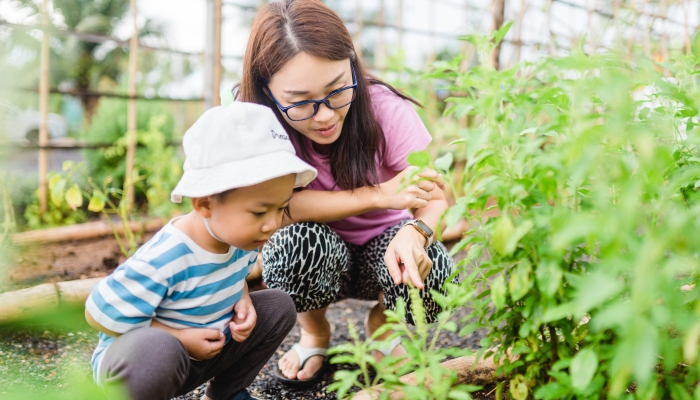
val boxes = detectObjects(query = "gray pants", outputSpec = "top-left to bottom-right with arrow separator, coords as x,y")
98,289 -> 296,400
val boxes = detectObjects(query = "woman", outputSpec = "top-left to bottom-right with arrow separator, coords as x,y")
236,0 -> 457,387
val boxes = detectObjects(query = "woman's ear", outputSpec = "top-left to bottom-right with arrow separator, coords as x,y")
191,196 -> 214,218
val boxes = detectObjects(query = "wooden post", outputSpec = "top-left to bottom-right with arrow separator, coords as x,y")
212,0 -> 222,106
354,0 -> 363,59
124,0 -> 138,213
588,0 -> 598,53
515,0 -> 527,65
659,0 -> 668,61
38,0 -> 50,217
642,0 -> 652,58
547,0 -> 556,56
492,0 -> 505,70
375,0 -> 386,70
682,0 -> 691,54
395,0 -> 404,51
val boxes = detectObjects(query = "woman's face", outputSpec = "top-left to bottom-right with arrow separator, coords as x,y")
267,52 -> 353,146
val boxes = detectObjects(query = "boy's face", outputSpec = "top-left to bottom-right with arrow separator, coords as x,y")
204,174 -> 296,251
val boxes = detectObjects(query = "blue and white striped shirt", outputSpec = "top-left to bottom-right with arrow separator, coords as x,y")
86,218 -> 257,381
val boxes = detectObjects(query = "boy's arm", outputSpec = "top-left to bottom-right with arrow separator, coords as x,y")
85,309 -> 122,338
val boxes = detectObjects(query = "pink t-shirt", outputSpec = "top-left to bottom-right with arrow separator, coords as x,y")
301,84 -> 432,245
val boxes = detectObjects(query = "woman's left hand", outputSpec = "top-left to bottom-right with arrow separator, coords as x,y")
384,226 -> 432,289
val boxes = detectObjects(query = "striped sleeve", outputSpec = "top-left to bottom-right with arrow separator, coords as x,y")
85,258 -> 169,334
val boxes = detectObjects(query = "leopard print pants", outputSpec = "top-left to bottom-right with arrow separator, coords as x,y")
261,220 -> 457,324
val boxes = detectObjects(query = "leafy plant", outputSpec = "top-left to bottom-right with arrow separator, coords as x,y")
23,172 -> 87,230
328,282 -> 480,400
49,161 -> 142,256
430,31 -> 700,399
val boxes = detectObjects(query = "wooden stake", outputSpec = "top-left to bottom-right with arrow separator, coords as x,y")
213,0 -> 222,106
354,0 -> 363,58
124,0 -> 138,213
375,0 -> 386,70
395,0 -> 404,50
492,0 -> 505,70
38,0 -> 50,217
547,0 -> 556,56
515,0 -> 527,66
660,0 -> 668,61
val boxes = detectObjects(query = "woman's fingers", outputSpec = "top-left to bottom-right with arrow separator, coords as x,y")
383,251 -> 403,285
416,180 -> 436,192
417,169 -> 445,189
398,248 -> 425,289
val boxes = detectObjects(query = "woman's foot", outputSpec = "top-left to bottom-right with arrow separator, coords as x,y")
365,301 -> 407,362
277,308 -> 330,381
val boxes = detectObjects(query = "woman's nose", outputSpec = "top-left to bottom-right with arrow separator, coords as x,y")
313,103 -> 335,123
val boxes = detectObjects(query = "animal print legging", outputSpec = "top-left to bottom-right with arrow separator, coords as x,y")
262,220 -> 457,325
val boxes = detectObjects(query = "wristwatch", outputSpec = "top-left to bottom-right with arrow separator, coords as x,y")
405,219 -> 434,249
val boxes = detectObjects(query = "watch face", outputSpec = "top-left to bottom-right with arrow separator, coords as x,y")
415,220 -> 433,237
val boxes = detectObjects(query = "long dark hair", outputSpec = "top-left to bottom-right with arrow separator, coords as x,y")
235,0 -> 419,190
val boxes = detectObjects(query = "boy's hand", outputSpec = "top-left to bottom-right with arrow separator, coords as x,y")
175,328 -> 226,360
230,295 -> 257,342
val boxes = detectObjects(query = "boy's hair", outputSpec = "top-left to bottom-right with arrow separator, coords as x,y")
211,189 -> 292,219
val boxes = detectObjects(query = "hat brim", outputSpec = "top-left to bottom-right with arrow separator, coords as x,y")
171,151 -> 317,203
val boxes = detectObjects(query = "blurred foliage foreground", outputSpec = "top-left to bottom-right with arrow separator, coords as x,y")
329,28 -> 700,399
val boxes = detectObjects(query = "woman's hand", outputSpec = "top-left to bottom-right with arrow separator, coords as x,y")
378,167 -> 445,210
383,226 -> 432,289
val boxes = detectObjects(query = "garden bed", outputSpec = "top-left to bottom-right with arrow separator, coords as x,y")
1,232 -> 156,293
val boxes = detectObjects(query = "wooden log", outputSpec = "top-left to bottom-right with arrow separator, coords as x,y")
124,0 -> 139,212
352,354 -> 497,400
0,283 -> 60,323
12,218 -> 164,245
38,0 -> 50,216
56,277 -> 103,305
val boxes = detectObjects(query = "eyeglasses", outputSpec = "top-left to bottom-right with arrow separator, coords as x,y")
266,63 -> 357,122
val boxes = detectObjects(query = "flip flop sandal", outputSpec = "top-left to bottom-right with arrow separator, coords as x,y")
274,343 -> 328,389
364,314 -> 403,359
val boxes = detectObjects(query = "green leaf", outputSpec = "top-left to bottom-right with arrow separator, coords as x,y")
509,259 -> 532,302
509,374 -> 529,400
88,190 -> 107,213
49,175 -> 66,208
570,348 -> 598,392
434,152 -> 454,171
493,21 -> 514,46
490,216 -> 514,256
534,382 -> 570,399
407,151 -> 431,167
492,275 -> 507,309
491,217 -> 533,256
536,260 -> 562,297
574,271 -> 623,314
64,184 -> 83,211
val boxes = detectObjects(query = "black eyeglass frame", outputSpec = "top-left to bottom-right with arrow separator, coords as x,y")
266,63 -> 357,122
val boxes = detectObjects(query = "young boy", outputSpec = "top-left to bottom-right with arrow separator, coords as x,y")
84,102 -> 317,400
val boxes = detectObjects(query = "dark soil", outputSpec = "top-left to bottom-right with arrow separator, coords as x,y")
0,232 -> 155,293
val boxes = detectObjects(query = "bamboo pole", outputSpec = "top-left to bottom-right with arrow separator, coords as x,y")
547,0 -> 556,56
375,0 -> 386,70
38,0 -> 50,217
212,0 -> 222,106
515,0 -> 527,66
354,0 -> 363,58
491,0 -> 505,70
124,0 -> 138,213
395,0 -> 404,50
659,0 -> 668,61
682,0 -> 691,54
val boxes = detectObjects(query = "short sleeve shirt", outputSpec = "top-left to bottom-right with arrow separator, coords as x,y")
304,84 -> 432,245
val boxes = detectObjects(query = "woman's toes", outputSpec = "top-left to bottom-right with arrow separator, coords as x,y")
296,355 -> 323,381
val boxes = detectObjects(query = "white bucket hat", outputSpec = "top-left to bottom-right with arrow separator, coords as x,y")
171,102 -> 317,203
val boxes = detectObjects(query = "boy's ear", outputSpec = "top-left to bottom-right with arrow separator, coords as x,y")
191,196 -> 214,218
